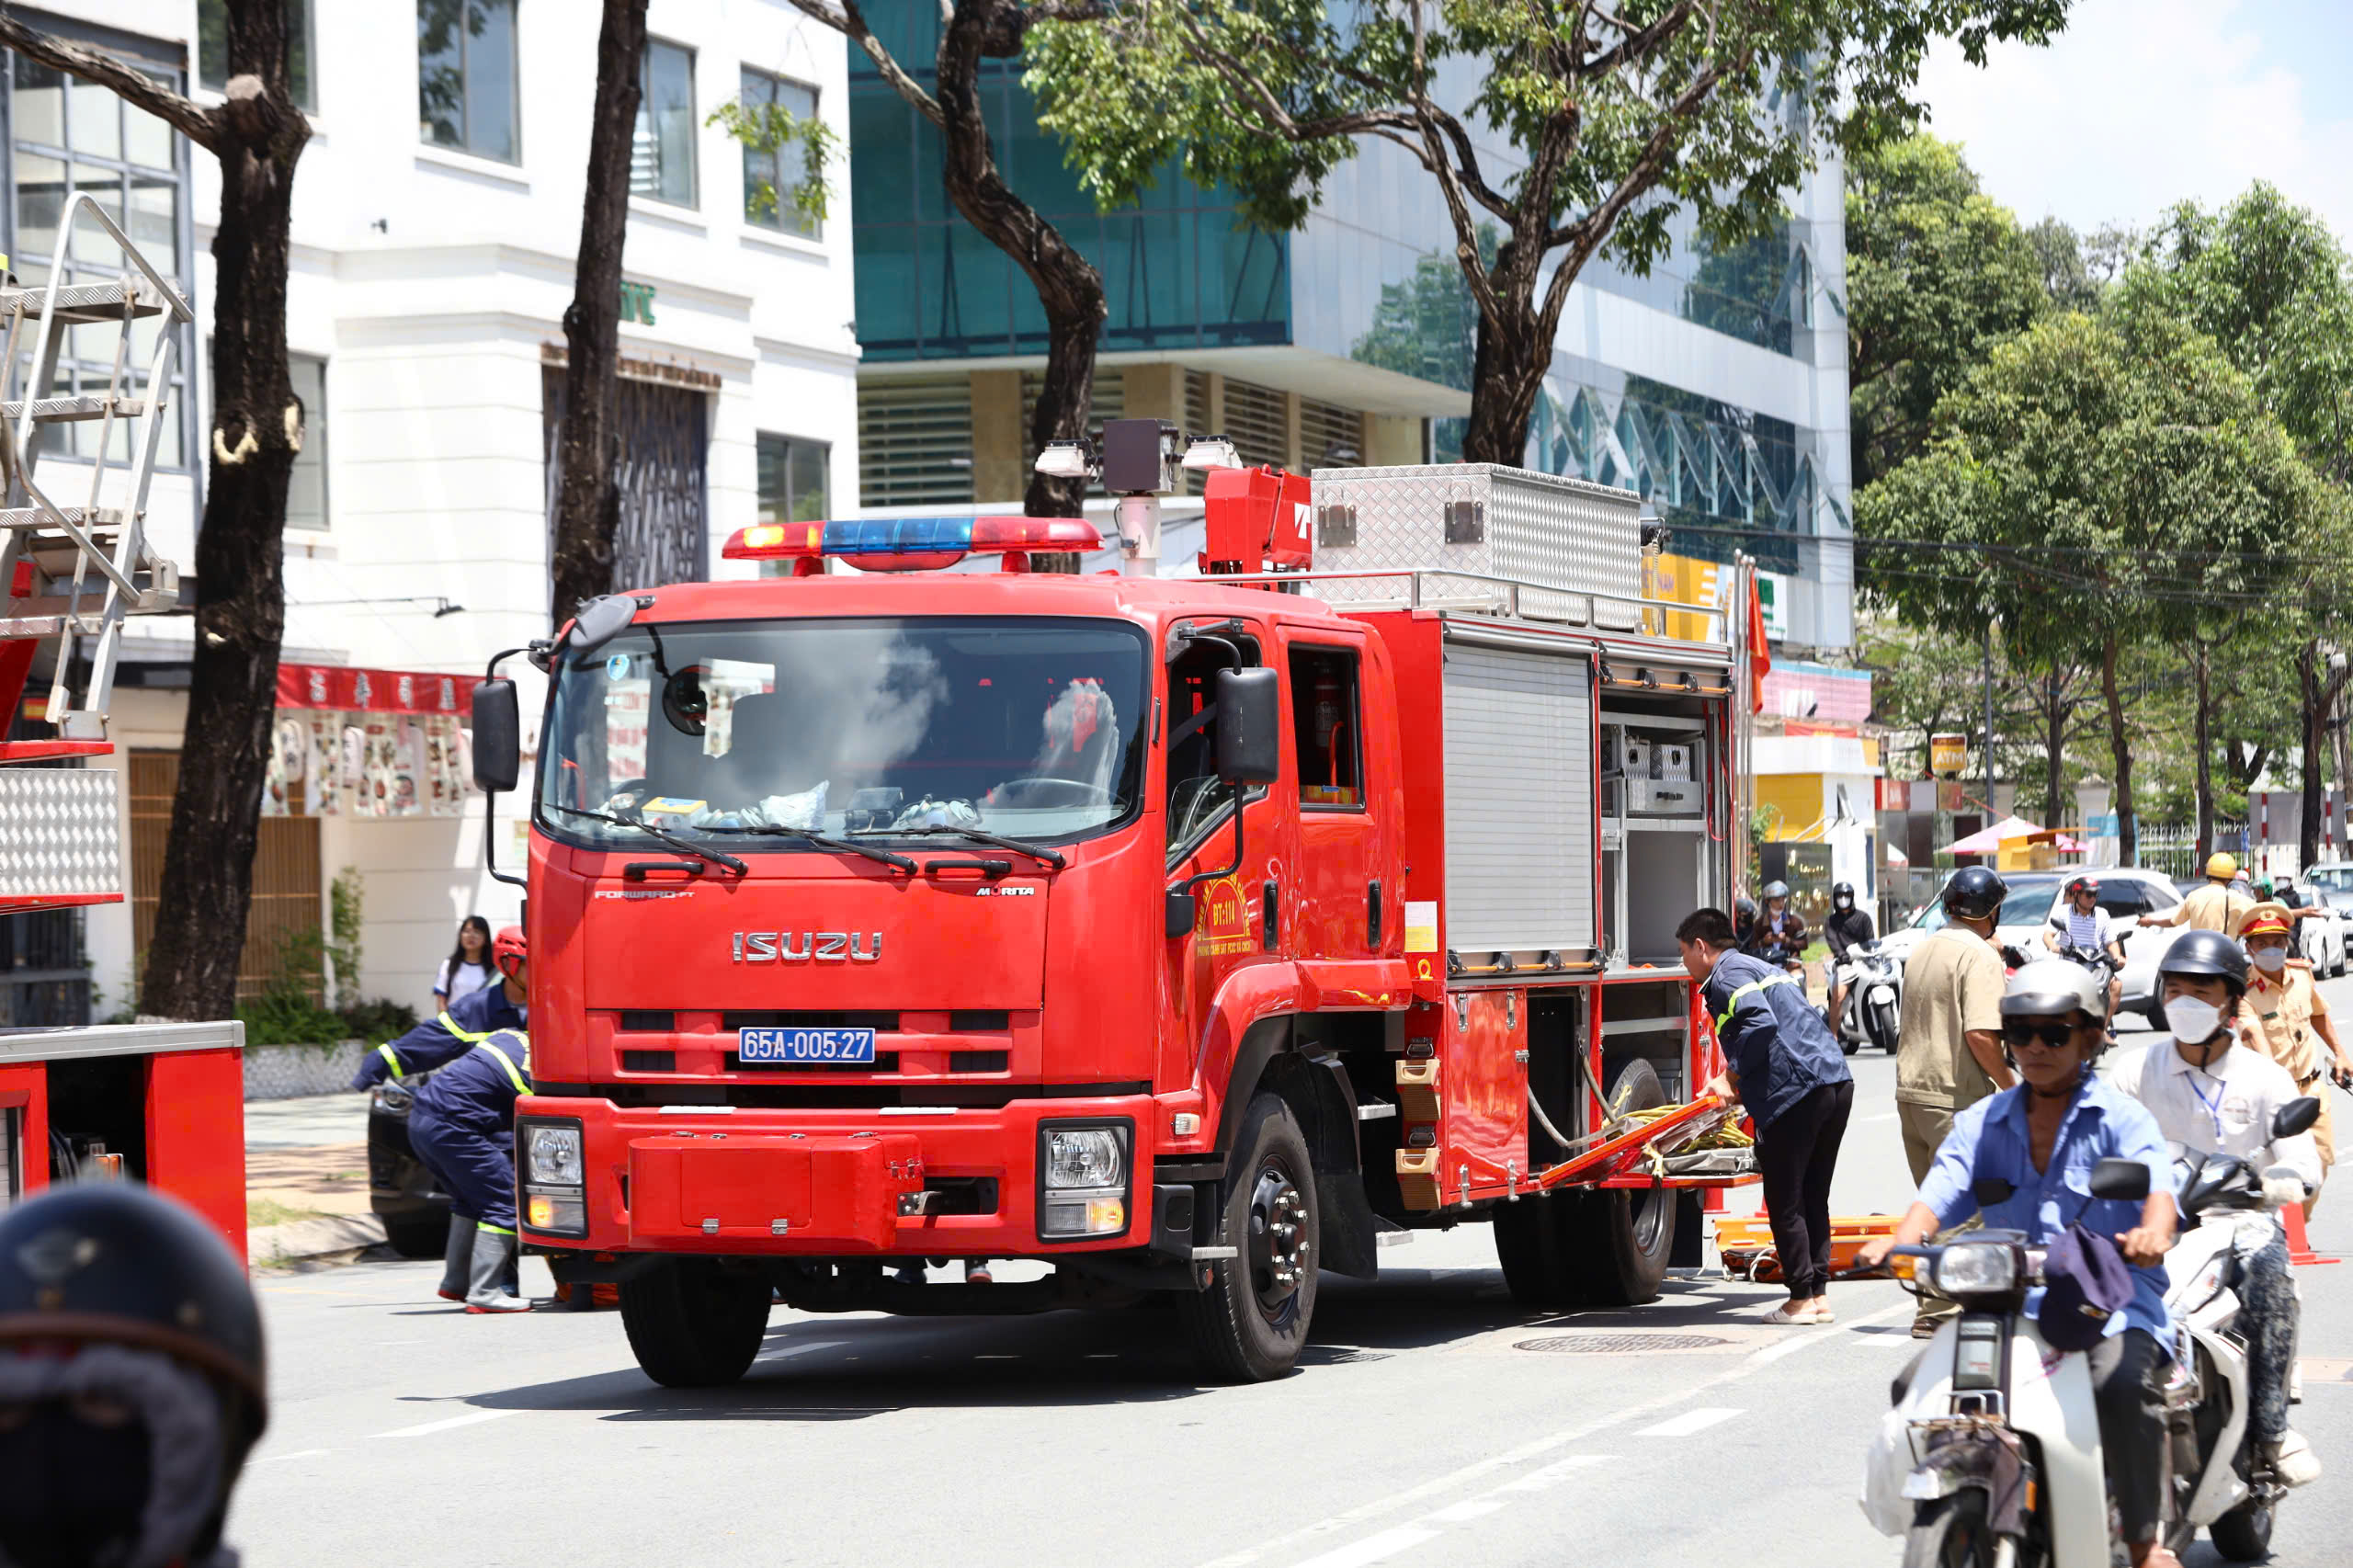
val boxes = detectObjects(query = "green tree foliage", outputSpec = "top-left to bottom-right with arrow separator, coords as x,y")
1029,0 -> 2072,464
1845,134 -> 2049,487
709,93 -> 840,229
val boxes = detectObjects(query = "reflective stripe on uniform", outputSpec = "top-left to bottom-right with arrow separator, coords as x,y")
1715,971 -> 1800,1031
439,1008 -> 493,1044
477,1224 -> 516,1237
376,1043 -> 404,1079
477,1034 -> 529,1095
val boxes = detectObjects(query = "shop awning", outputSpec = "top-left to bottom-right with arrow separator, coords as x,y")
276,663 -> 479,715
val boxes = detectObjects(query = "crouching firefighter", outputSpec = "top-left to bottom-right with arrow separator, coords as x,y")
351,926 -> 534,1312
0,1183 -> 268,1568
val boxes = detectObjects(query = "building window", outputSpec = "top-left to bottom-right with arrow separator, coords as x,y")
287,354 -> 327,530
631,39 -> 695,208
756,433 -> 828,577
739,67 -> 818,239
418,0 -> 519,164
199,0 -> 317,112
6,54 -> 194,472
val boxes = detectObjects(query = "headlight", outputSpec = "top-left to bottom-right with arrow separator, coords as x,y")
1037,1122 -> 1131,1241
1934,1244 -> 2018,1296
525,1123 -> 585,1186
1043,1128 -> 1125,1191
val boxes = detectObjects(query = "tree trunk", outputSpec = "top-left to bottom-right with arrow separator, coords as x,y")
938,0 -> 1102,571
2299,641 -> 2325,865
2102,636 -> 2138,868
2192,642 -> 2215,862
1460,299 -> 1547,465
547,0 -> 646,622
2042,668 -> 2065,829
141,11 -> 310,1019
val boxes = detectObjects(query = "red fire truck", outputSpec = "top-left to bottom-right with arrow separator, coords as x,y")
476,423 -> 1759,1385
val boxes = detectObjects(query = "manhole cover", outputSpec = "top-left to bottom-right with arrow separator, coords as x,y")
1514,1334 -> 1731,1354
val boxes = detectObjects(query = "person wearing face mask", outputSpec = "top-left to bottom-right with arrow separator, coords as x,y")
1755,881 -> 1809,977
2236,903 -> 2353,1219
0,1183 -> 267,1568
2111,928 -> 2324,1489
1861,960 -> 2179,1568
1821,881 -> 1876,1029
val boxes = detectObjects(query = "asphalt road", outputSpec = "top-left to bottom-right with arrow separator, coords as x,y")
231,1008 -> 2353,1567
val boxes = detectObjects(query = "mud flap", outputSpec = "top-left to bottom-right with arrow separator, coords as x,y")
1316,1169 -> 1380,1278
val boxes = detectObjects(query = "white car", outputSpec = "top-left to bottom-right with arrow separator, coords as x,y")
1879,868 -> 2190,1027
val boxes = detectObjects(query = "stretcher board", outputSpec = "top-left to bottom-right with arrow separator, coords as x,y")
1711,1212 -> 1904,1283
1535,1098 -> 1761,1192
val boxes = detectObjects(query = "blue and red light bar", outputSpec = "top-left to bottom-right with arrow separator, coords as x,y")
722,516 -> 1102,574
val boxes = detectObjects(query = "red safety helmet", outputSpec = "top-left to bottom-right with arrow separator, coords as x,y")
2064,875 -> 2100,899
492,926 -> 528,979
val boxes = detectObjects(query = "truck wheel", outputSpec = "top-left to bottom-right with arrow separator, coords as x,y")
1569,1059 -> 1676,1305
619,1258 -> 772,1388
1494,1191 -> 1581,1309
1178,1092 -> 1318,1382
380,1210 -> 450,1260
2210,1497 -> 2273,1562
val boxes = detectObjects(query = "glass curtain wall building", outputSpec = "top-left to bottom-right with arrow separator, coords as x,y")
848,28 -> 1853,648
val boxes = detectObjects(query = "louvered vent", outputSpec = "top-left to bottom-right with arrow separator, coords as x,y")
1223,377 -> 1290,471
858,376 -> 976,508
1301,397 -> 1363,468
1018,369 -> 1125,467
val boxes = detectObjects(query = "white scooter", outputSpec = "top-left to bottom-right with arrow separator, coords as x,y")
1861,1096 -> 2320,1565
1834,940 -> 1903,1056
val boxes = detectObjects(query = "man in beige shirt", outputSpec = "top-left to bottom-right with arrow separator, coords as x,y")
2142,852 -> 2255,936
1895,865 -> 2018,1335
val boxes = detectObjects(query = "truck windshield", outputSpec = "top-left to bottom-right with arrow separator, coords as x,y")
539,616 -> 1151,850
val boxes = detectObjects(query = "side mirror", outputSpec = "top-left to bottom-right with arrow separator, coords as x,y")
472,678 -> 521,792
1165,890 -> 1198,939
1213,665 -> 1280,785
2088,1156 -> 2152,1202
563,593 -> 639,659
2275,1096 -> 2322,1141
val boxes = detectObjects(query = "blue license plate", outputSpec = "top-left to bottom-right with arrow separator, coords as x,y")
737,1027 -> 878,1064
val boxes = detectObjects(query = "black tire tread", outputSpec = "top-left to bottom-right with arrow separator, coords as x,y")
619,1259 -> 772,1388
380,1211 -> 450,1260
1569,1059 -> 1676,1306
1177,1093 -> 1317,1383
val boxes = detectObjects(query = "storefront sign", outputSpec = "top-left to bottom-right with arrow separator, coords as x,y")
263,664 -> 481,818
620,278 -> 657,325
1929,733 -> 1968,778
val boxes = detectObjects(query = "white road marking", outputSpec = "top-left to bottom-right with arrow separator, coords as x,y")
253,1449 -> 331,1464
1634,1406 -> 1741,1438
375,1408 -> 521,1438
756,1339 -> 847,1362
1490,1454 -> 1614,1493
1202,1301 -> 1908,1568
1287,1526 -> 1441,1568
1422,1500 -> 1506,1524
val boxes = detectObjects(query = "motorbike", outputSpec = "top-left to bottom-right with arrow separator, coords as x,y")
1834,941 -> 1903,1056
1862,1096 -> 2321,1565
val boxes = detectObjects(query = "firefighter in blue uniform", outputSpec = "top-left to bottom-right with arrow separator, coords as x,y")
352,926 -> 535,1312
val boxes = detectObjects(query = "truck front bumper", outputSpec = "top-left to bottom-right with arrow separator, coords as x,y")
517,1093 -> 1171,1259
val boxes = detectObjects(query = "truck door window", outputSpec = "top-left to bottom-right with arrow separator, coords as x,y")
1289,644 -> 1362,809
1165,627 -> 1261,858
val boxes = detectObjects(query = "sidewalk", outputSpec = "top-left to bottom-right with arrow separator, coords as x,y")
245,1093 -> 386,1269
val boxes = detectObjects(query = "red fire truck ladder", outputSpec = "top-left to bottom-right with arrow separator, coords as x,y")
0,197 -> 244,1246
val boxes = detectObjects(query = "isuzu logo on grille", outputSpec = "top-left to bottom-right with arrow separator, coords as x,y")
731,932 -> 883,963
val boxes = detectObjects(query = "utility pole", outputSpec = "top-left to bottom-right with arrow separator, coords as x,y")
1982,617 -> 1997,820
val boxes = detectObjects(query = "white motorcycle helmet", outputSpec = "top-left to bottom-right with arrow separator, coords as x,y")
1997,959 -> 2110,1060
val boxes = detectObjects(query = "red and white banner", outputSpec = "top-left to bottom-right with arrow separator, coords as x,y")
275,663 -> 478,715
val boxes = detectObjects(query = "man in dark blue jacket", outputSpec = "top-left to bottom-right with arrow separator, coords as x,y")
352,926 -> 533,1312
1679,905 -> 1854,1325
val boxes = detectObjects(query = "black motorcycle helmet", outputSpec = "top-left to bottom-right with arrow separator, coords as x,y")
0,1183 -> 267,1568
1943,865 -> 2008,923
1761,880 -> 1791,902
1832,881 -> 1855,908
1733,895 -> 1759,937
2160,927 -> 2251,1003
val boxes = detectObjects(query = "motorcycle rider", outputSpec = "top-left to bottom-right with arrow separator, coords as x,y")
1756,881 -> 1809,978
2042,873 -> 2126,1018
2235,902 -> 2353,1220
1822,881 -> 1876,1031
1863,960 -> 2179,1567
2110,927 -> 2324,1489
0,1183 -> 268,1567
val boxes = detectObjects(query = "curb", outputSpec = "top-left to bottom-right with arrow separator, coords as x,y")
250,1212 -> 386,1270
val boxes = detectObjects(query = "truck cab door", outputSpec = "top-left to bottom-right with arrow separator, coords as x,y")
1279,627 -> 1389,960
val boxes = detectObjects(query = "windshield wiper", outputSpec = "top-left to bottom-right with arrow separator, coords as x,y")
700,824 -> 918,873
852,824 -> 1067,869
544,802 -> 750,874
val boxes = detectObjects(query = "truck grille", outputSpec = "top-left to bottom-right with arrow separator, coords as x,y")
725,1051 -> 903,1074
722,1011 -> 899,1031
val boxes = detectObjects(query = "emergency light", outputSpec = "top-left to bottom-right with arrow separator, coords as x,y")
722,516 -> 1103,574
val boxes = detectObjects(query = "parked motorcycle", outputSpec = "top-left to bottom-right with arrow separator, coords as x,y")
1834,941 -> 1903,1056
1862,1096 -> 2320,1564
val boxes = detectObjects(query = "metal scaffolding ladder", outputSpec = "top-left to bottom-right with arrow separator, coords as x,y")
0,191 -> 192,916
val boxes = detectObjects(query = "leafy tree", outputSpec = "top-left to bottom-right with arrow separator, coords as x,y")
0,6 -> 310,1021
1845,134 -> 2048,487
2024,217 -> 2102,313
1029,0 -> 2072,465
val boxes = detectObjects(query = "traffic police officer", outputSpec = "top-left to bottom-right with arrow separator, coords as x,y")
0,1183 -> 268,1567
2237,901 -> 2353,1218
352,926 -> 534,1311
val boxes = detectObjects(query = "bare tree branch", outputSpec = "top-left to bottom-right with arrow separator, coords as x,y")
784,0 -> 946,127
1576,0 -> 1694,78
0,16 -> 222,152
1540,51 -> 1735,275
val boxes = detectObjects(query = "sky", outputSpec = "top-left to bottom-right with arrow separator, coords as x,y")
1915,0 -> 2353,244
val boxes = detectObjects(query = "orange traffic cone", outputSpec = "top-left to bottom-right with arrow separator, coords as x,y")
2284,1203 -> 2340,1267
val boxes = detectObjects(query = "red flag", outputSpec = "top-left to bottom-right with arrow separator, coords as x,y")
1746,575 -> 1770,714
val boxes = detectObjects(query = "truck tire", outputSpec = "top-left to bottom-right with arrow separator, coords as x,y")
1493,1191 -> 1581,1309
1179,1092 -> 1318,1382
619,1258 -> 773,1388
380,1210 -> 450,1260
1568,1059 -> 1676,1305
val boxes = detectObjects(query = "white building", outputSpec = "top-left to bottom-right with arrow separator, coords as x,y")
3,3 -> 858,1020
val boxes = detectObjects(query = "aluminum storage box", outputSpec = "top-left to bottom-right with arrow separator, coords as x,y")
1308,464 -> 1643,628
